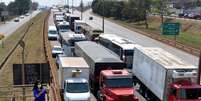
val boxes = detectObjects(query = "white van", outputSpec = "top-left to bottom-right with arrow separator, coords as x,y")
48,26 -> 58,40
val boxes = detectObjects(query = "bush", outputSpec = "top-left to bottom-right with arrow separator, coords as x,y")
0,34 -> 5,40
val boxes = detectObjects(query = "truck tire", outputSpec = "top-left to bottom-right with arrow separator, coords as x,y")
97,90 -> 104,101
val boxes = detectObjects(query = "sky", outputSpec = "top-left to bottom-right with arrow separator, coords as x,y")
1,0 -> 93,6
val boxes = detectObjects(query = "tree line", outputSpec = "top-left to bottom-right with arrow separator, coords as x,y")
91,0 -> 173,29
91,0 -> 164,28
0,0 -> 38,16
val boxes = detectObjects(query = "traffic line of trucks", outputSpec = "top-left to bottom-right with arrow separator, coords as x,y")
49,8 -> 201,101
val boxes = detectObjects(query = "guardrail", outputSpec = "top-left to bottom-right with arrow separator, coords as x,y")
43,10 -> 61,101
129,26 -> 200,56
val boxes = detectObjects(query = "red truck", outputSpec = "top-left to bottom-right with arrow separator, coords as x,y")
74,41 -> 139,101
97,70 -> 138,101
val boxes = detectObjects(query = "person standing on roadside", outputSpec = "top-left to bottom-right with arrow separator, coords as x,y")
33,80 -> 47,101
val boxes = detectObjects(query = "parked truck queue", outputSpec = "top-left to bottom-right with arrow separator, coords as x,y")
48,7 -> 201,101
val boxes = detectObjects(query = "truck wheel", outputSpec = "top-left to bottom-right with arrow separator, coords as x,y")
97,91 -> 103,101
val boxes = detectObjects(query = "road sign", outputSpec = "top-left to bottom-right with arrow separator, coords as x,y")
162,23 -> 180,35
13,63 -> 50,85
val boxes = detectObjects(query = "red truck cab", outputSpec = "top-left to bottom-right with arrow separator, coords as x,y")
97,70 -> 138,101
168,81 -> 201,101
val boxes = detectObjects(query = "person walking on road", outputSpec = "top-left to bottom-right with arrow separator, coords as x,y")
33,80 -> 47,101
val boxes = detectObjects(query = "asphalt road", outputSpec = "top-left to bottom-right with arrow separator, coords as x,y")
75,10 -> 199,66
73,10 -> 147,101
48,10 -> 97,101
0,10 -> 40,38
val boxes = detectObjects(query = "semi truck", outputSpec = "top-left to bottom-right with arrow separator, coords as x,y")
97,70 -> 139,101
74,41 -> 139,100
69,15 -> 80,31
74,20 -> 86,34
132,46 -> 201,101
56,56 -> 91,101
80,24 -> 102,41
59,31 -> 86,56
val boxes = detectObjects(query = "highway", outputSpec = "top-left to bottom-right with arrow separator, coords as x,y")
48,11 -> 97,101
0,10 -> 40,38
74,10 -> 148,101
75,10 -> 199,66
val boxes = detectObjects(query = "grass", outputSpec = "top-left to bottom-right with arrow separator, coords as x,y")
108,16 -> 201,50
0,11 -> 48,101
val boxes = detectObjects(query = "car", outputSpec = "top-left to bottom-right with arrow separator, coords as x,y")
25,13 -> 29,16
89,16 -> 93,20
51,45 -> 63,58
19,15 -> 25,19
48,26 -> 58,40
14,18 -> 20,22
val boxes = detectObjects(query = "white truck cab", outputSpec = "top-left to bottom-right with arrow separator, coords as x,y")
64,78 -> 91,101
74,20 -> 86,34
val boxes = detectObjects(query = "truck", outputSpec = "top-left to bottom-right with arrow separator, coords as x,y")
97,70 -> 139,101
57,21 -> 70,33
132,46 -> 201,101
74,41 -> 139,100
99,34 -> 141,69
59,32 -> 87,56
56,56 -> 91,101
69,15 -> 80,31
80,24 -> 103,41
74,20 -> 86,34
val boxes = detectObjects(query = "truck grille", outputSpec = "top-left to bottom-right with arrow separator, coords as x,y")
119,95 -> 132,101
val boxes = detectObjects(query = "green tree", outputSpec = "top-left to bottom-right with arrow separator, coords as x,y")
31,2 -> 39,10
0,2 -> 7,16
15,0 -> 31,15
7,2 -> 18,15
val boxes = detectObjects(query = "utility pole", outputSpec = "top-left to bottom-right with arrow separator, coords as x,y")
81,0 -> 83,20
160,0 -> 164,24
19,40 -> 25,101
197,51 -> 201,85
72,0 -> 74,14
68,0 -> 70,12
102,0 -> 105,33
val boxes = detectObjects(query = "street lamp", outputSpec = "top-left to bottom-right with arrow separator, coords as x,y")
19,40 -> 25,101
102,0 -> 105,33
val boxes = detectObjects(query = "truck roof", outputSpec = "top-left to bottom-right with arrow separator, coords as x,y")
101,70 -> 132,78
59,57 -> 89,68
60,33 -> 86,42
135,47 -> 197,69
57,21 -> 69,26
75,41 -> 123,63
48,26 -> 57,30
99,34 -> 140,50
74,20 -> 85,23
65,78 -> 88,83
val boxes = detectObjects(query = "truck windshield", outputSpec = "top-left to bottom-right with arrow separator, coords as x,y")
178,88 -> 201,99
66,83 -> 89,93
49,30 -> 57,34
58,25 -> 69,32
105,78 -> 133,88
125,50 -> 134,56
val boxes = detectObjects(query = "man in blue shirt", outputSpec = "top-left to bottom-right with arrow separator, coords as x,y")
33,80 -> 47,101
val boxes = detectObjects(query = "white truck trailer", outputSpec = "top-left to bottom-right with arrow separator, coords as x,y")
132,47 -> 201,101
57,56 -> 90,101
